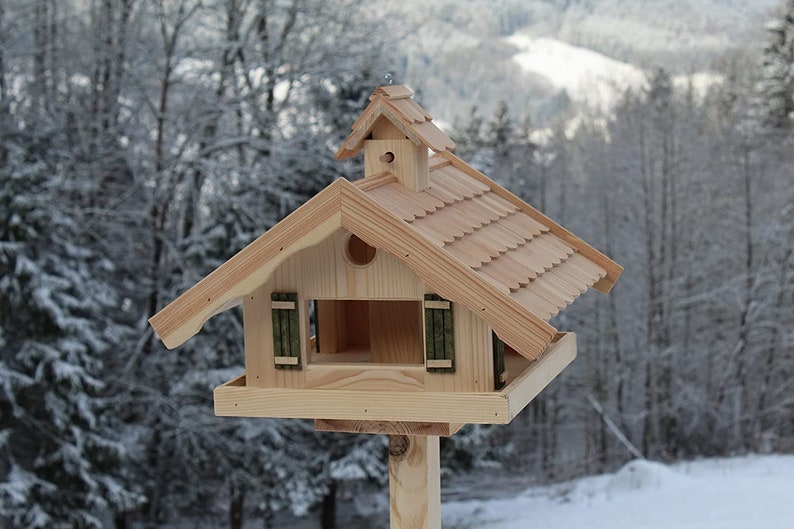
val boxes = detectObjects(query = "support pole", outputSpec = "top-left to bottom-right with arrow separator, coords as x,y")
389,435 -> 441,529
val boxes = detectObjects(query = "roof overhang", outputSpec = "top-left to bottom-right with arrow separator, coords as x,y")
149,176 -> 559,360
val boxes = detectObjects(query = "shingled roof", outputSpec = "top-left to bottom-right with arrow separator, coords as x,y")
360,152 -> 617,321
336,85 -> 455,160
150,86 -> 622,362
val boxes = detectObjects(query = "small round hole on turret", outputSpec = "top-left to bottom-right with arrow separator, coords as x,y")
379,151 -> 395,163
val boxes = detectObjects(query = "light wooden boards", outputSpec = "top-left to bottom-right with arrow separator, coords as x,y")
336,85 -> 455,161
389,435 -> 441,529
214,332 -> 577,424
149,181 -> 344,349
315,419 -> 463,437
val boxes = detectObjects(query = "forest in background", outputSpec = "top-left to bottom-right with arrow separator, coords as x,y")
0,1 -> 792,528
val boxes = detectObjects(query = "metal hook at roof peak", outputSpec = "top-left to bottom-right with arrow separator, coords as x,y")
384,72 -> 393,86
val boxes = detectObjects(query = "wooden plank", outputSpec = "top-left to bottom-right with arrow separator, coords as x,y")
505,332 -> 577,421
443,240 -> 490,269
214,376 -> 512,423
149,182 -> 343,349
372,116 -> 410,139
387,97 -> 427,124
305,364 -> 425,391
428,157 -> 451,171
510,287 -> 558,321
374,85 -> 414,100
315,419 -> 462,437
274,356 -> 299,365
496,211 -> 548,239
424,180 -> 459,206
281,229 -> 425,301
370,301 -> 424,364
389,435 -> 441,529
411,120 -> 456,152
316,299 -> 343,354
243,287 -> 269,387
435,164 -> 490,195
354,172 -> 397,192
426,359 -> 453,369
270,300 -> 296,310
423,300 -> 450,310
437,151 -> 623,292
430,169 -> 477,200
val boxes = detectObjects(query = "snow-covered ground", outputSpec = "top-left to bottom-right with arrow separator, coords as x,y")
444,455 -> 794,529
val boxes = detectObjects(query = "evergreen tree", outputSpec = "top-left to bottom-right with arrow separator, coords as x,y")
452,106 -> 488,170
0,130 -> 142,527
756,0 -> 794,130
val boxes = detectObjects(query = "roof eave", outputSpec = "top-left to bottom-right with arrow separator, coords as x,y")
149,180 -> 344,349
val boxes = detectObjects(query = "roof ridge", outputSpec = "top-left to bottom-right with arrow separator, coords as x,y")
371,85 -> 413,100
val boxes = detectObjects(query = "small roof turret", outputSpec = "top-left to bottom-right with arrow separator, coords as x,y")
336,85 -> 455,160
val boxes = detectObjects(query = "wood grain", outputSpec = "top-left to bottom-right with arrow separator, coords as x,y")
338,178 -> 556,361
389,435 -> 441,529
315,419 -> 463,437
149,182 -> 343,349
304,364 -> 425,391
216,332 -> 574,424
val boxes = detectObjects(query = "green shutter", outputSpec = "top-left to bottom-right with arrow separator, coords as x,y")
424,294 -> 455,373
492,331 -> 506,390
272,292 -> 301,370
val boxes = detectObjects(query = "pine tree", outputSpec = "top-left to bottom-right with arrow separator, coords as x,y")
756,0 -> 794,130
0,130 -> 142,527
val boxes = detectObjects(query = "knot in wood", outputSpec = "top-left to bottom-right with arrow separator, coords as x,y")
389,435 -> 410,460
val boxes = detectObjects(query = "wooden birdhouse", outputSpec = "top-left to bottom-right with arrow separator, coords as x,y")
150,85 -> 622,528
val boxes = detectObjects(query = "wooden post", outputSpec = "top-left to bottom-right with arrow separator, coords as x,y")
389,435 -> 441,529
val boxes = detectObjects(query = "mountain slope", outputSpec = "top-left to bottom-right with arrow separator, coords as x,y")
395,0 -> 777,123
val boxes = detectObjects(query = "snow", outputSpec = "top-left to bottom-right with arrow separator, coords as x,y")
506,34 -> 721,112
444,455 -> 794,529
507,35 -> 646,110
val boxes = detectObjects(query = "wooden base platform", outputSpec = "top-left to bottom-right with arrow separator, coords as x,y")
213,333 -> 575,425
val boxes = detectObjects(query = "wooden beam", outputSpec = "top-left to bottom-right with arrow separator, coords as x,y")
505,331 -> 577,421
389,435 -> 441,529
304,364 -> 425,392
149,181 -> 343,349
214,375 -> 512,424
216,332 -> 576,424
315,419 -> 464,437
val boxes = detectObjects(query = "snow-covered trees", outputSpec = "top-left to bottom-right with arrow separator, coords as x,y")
1,0 -> 793,525
756,0 -> 794,129
0,129 -> 142,527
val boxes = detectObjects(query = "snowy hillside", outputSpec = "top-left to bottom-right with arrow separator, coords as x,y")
396,0 -> 777,123
506,35 -> 721,111
444,455 -> 794,529
505,34 -> 646,111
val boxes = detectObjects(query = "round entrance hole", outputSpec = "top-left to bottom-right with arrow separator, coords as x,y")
346,234 -> 377,266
